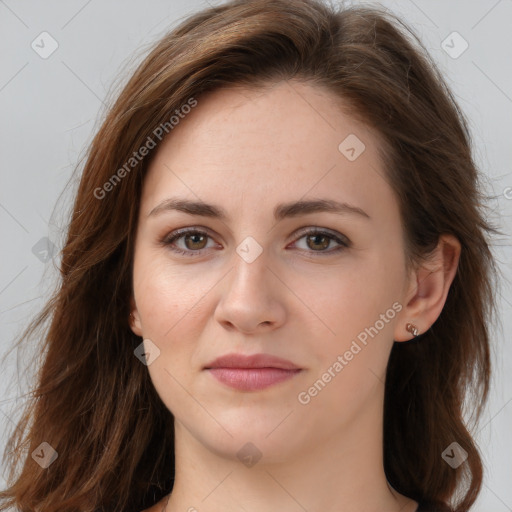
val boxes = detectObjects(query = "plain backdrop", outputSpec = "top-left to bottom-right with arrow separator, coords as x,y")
1,0 -> 511,510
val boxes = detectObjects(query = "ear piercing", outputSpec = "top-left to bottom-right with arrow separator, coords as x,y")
405,322 -> 420,337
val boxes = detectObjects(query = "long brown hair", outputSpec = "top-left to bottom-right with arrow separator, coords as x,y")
0,1 -> 503,511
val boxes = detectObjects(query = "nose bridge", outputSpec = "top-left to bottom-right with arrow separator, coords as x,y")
226,206 -> 271,283
229,236 -> 271,298
214,236 -> 286,332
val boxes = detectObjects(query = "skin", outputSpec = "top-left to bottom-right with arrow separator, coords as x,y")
130,79 -> 461,512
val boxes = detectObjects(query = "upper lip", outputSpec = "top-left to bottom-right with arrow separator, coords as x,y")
204,353 -> 301,370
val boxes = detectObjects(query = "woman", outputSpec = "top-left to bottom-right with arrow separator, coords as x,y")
0,0 -> 501,511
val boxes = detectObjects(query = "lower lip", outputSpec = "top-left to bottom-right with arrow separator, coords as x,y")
206,368 -> 302,391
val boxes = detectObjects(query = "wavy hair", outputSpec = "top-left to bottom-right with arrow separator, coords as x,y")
0,0 -> 502,511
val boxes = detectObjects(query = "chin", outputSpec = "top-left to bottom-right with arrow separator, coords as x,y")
190,418 -> 305,466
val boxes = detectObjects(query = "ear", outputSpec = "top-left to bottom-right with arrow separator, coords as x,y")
393,234 -> 461,342
129,295 -> 143,337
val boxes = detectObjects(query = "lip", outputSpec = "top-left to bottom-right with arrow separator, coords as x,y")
207,368 -> 301,391
203,353 -> 302,391
204,353 -> 301,370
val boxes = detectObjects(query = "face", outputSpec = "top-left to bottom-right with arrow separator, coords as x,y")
130,80 -> 414,463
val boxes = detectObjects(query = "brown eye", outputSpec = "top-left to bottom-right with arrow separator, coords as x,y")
292,228 -> 350,255
305,233 -> 331,251
183,232 -> 208,250
162,229 -> 216,256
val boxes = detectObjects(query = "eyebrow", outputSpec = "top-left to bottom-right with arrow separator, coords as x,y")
148,197 -> 370,221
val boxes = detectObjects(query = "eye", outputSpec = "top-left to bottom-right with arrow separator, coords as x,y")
161,228 -> 218,257
161,226 -> 350,257
290,228 -> 350,255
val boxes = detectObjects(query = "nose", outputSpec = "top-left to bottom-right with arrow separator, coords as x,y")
213,248 -> 287,334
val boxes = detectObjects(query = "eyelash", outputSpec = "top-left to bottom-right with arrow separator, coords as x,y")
160,227 -> 350,257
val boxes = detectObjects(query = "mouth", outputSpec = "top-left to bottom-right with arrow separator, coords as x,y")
203,352 -> 302,391
205,367 -> 302,391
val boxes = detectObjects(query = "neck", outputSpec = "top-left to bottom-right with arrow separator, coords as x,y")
162,393 -> 418,512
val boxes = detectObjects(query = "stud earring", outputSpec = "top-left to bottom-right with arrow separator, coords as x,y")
405,322 -> 420,337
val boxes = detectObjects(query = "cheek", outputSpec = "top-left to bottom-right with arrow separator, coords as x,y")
133,252 -> 211,338
132,256 -> 209,413
310,251 -> 403,378
310,259 -> 392,337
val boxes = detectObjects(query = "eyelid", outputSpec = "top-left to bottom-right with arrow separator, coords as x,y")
162,225 -> 216,241
290,226 -> 350,247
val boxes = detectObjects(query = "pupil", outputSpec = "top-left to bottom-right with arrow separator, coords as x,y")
308,234 -> 328,250
187,233 -> 205,249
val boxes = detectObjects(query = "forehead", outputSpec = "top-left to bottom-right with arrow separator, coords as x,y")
141,80 -> 395,224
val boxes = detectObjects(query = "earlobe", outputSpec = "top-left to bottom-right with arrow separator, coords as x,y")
129,299 -> 143,337
405,322 -> 420,338
394,234 -> 461,342
393,320 -> 422,342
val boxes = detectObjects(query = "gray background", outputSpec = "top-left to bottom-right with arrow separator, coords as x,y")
1,0 -> 511,510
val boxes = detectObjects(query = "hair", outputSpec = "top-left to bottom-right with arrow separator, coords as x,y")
0,0 -> 503,511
